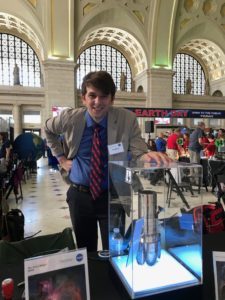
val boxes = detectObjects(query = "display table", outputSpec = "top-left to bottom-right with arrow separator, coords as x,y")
1,232 -> 225,300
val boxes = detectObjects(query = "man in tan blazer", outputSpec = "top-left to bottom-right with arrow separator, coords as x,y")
44,71 -> 170,252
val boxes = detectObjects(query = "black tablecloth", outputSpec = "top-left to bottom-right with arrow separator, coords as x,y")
2,232 -> 225,300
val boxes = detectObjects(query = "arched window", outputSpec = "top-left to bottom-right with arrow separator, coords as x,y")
137,85 -> 144,93
0,33 -> 41,87
173,53 -> 205,95
77,44 -> 132,92
212,90 -> 223,97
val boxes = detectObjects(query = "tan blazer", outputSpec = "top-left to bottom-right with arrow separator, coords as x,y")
44,106 -> 148,162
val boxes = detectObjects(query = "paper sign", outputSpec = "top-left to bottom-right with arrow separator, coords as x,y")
24,248 -> 90,300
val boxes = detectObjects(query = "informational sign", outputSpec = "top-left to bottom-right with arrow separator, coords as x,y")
177,138 -> 184,145
126,107 -> 225,119
213,251 -> 225,300
52,106 -> 70,117
215,139 -> 225,148
25,249 -> 90,300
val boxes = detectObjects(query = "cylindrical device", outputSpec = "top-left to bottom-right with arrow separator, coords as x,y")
145,233 -> 160,266
136,238 -> 145,265
2,278 -> 14,300
138,190 -> 158,236
138,190 -> 161,266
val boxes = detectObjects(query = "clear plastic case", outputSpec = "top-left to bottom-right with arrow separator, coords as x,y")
109,161 -> 203,299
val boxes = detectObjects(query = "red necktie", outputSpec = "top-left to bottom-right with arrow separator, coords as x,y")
90,124 -> 103,200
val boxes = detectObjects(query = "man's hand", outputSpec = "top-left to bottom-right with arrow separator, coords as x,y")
140,151 -> 173,165
58,156 -> 72,172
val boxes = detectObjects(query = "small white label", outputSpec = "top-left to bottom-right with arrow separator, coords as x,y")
108,142 -> 124,155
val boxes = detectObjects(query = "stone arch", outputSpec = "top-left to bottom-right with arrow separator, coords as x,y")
0,12 -> 44,61
78,27 -> 147,77
177,39 -> 225,81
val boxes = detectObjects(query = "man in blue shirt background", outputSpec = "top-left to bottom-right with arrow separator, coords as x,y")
155,132 -> 167,153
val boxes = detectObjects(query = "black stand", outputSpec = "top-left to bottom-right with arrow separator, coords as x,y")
166,169 -> 190,209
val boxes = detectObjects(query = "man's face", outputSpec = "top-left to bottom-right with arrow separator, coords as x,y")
82,85 -> 114,122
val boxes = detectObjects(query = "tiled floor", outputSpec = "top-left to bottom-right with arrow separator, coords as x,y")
7,158 -> 72,238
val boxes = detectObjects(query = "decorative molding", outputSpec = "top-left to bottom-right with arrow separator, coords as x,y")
0,13 -> 43,58
80,0 -> 150,26
133,10 -> 144,24
0,86 -> 45,106
28,0 -> 37,8
83,3 -> 97,16
177,0 -> 225,33
79,27 -> 147,74
173,93 -> 225,110
179,39 -> 225,80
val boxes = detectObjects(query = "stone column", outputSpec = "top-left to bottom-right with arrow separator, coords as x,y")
43,60 -> 75,118
12,104 -> 22,139
146,68 -> 174,108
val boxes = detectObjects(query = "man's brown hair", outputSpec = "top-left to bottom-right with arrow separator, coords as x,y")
81,71 -> 116,98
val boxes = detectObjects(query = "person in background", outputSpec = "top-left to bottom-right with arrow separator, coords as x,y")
0,132 -> 12,165
217,128 -> 225,140
155,132 -> 166,153
43,138 -> 47,158
188,122 -> 205,164
178,132 -> 190,162
215,128 -> 225,155
44,71 -> 171,252
150,132 -> 167,185
182,133 -> 190,154
204,134 -> 216,158
166,128 -> 181,160
146,137 -> 157,151
201,131 -> 209,148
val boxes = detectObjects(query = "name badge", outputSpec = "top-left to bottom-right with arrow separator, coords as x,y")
108,142 -> 124,155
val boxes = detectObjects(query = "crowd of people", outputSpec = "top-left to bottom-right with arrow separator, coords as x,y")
146,123 -> 225,163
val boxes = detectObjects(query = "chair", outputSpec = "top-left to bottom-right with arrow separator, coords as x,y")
5,163 -> 24,203
0,227 -> 76,265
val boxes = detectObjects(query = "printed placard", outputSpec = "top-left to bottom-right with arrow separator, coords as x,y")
24,248 -> 90,300
213,251 -> 225,300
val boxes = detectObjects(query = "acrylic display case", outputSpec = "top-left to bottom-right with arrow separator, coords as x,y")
109,161 -> 203,299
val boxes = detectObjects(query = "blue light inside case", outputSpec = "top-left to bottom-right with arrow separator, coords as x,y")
111,247 -> 201,298
168,244 -> 202,278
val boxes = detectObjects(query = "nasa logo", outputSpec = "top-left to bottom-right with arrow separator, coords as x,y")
76,253 -> 83,262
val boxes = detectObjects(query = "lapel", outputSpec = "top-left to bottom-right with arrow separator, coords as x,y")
71,109 -> 86,154
107,107 -> 118,145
